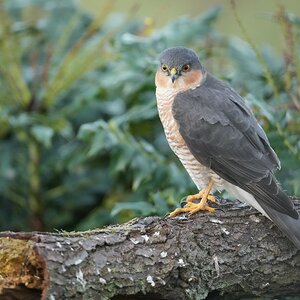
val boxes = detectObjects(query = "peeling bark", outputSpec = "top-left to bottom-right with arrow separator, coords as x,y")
0,198 -> 300,300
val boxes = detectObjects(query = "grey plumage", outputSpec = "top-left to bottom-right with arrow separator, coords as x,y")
159,47 -> 203,71
172,69 -> 300,248
160,47 -> 300,249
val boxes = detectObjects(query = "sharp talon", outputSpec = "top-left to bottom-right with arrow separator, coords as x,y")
168,201 -> 215,217
180,197 -> 187,207
188,205 -> 216,216
214,207 -> 225,213
167,179 -> 216,217
163,213 -> 170,219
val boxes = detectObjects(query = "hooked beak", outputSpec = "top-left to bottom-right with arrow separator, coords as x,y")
170,67 -> 179,83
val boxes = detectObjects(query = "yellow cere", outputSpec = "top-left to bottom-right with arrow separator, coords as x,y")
170,68 -> 177,75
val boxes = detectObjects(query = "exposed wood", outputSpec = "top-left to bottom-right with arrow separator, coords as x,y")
0,198 -> 300,300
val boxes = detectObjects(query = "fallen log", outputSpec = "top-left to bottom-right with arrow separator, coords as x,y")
1,198 -> 300,300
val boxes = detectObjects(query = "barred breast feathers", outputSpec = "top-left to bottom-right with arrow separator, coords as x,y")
155,86 -> 225,191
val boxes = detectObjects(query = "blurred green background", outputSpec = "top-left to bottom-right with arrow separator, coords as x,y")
82,0 -> 300,50
0,0 -> 299,232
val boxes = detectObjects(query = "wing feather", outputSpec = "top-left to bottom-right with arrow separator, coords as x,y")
173,73 -> 297,218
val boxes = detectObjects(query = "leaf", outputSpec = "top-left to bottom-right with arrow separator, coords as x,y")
30,125 -> 54,148
228,37 -> 262,76
111,201 -> 154,217
245,93 -> 275,122
2,0 -> 299,234
151,192 -> 169,216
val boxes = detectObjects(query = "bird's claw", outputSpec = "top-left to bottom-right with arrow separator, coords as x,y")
180,197 -> 188,207
168,180 -> 217,218
168,201 -> 217,218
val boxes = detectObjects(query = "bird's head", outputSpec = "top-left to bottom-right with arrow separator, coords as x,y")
155,47 -> 205,90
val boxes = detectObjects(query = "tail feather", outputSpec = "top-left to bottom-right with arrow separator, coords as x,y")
259,201 -> 300,249
225,181 -> 300,249
246,178 -> 300,249
249,174 -> 298,219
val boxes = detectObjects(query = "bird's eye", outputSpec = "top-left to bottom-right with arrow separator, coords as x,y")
161,64 -> 168,72
182,64 -> 190,72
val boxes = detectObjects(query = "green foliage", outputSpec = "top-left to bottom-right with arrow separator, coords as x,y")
227,5 -> 300,194
0,1 -> 299,232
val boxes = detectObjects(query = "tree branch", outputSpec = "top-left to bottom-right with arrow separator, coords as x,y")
1,198 -> 300,300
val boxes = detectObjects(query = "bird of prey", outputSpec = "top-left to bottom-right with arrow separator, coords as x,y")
155,46 -> 300,249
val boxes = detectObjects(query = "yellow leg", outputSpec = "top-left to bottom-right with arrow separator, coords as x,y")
186,188 -> 216,203
169,178 -> 216,217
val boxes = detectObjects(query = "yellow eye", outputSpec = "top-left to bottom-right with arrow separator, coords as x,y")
182,64 -> 190,72
161,64 -> 168,72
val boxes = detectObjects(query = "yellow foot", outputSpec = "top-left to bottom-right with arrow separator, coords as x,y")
169,201 -> 215,217
168,178 -> 216,218
186,190 -> 216,203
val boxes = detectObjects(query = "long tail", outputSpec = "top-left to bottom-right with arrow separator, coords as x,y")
225,181 -> 300,249
259,199 -> 300,249
246,177 -> 300,249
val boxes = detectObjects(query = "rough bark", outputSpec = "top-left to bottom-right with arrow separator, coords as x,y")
1,198 -> 300,300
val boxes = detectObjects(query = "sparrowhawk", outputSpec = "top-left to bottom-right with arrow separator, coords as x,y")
155,46 -> 300,249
